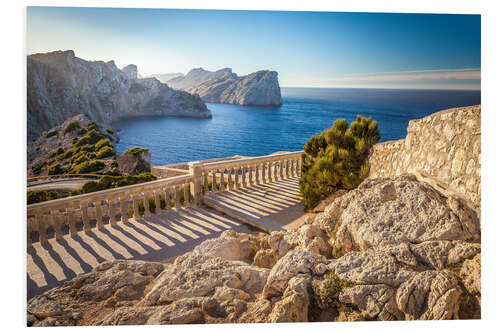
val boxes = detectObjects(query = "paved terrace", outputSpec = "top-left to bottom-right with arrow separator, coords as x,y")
27,151 -> 305,300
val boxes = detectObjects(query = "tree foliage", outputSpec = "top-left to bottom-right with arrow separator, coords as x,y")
300,115 -> 380,209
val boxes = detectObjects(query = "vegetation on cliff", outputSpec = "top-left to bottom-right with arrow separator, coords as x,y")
27,118 -> 156,204
300,115 -> 380,209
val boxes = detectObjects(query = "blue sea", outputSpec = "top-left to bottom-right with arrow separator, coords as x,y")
115,88 -> 481,166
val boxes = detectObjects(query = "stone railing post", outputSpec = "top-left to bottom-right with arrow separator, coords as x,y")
189,162 -> 203,205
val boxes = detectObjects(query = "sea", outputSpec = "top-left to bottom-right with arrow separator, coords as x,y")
115,88 -> 481,166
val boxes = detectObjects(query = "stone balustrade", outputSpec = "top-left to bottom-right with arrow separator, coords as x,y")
27,151 -> 303,247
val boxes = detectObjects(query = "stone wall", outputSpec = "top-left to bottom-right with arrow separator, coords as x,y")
368,105 -> 481,213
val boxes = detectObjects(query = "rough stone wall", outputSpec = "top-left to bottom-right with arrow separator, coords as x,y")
368,105 -> 481,212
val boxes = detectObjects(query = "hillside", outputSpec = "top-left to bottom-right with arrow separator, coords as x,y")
27,50 -> 211,141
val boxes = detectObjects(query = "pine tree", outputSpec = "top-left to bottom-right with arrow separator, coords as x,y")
300,115 -> 381,209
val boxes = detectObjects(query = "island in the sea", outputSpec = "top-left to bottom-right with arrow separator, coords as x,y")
160,67 -> 283,106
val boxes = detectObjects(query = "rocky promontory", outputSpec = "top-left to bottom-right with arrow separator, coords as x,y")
27,50 -> 211,141
165,67 -> 282,106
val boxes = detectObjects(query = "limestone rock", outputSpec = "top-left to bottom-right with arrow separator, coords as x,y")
28,50 -> 211,140
167,67 -> 282,106
268,274 -> 311,322
263,250 -> 326,298
460,254 -> 481,296
326,176 -> 479,254
396,270 -> 462,320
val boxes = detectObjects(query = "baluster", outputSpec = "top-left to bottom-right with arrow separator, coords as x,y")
36,214 -> 47,244
95,201 -> 104,230
120,196 -> 129,222
175,186 -> 181,208
267,162 -> 272,183
133,196 -> 140,219
255,164 -> 260,184
108,199 -> 117,226
298,158 -> 302,176
284,160 -> 289,178
80,202 -> 91,233
261,163 -> 266,183
153,191 -> 161,214
52,211 -> 63,240
184,183 -> 191,207
203,172 -> 209,194
228,168 -> 233,190
212,170 -> 217,192
235,167 -> 240,189
291,159 -> 296,177
242,166 -> 247,187
27,225 -> 32,247
279,160 -> 284,179
163,188 -> 170,212
250,165 -> 255,186
67,209 -> 77,237
143,192 -> 151,217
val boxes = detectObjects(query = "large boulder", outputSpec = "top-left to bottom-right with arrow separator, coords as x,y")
314,175 -> 480,255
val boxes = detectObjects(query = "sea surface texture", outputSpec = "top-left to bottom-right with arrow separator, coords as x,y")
115,88 -> 480,165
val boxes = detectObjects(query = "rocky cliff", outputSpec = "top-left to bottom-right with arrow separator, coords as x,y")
27,50 -> 211,141
166,68 -> 282,106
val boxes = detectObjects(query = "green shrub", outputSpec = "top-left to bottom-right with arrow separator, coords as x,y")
72,160 -> 105,174
72,137 -> 78,144
72,154 -> 88,165
76,129 -> 107,146
80,144 -> 95,152
27,190 -> 64,204
106,128 -> 114,135
96,146 -> 115,159
95,139 -> 112,151
47,163 -> 65,175
56,147 -> 79,161
64,121 -> 80,134
31,161 -> 46,174
78,173 -> 157,194
312,271 -> 355,309
300,116 -> 380,209
111,160 -> 118,168
45,130 -> 58,138
77,127 -> 88,135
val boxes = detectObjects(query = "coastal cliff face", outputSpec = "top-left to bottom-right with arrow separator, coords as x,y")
165,68 -> 283,106
27,50 -> 211,141
27,106 -> 481,325
368,105 -> 481,214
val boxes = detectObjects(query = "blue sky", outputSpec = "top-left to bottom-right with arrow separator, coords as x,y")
27,7 -> 481,89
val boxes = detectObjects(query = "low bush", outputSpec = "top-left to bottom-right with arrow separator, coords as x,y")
72,160 -> 105,174
63,121 -> 80,134
45,130 -> 58,138
106,128 -> 114,135
76,129 -> 107,146
47,163 -> 65,175
56,147 -> 79,161
77,127 -> 88,135
95,139 -> 112,151
96,146 -> 115,159
31,161 -> 46,174
300,116 -> 380,209
27,190 -> 64,204
78,172 -> 157,194
312,271 -> 355,309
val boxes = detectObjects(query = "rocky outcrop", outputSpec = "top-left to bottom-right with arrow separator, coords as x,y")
167,67 -> 282,106
27,50 -> 211,141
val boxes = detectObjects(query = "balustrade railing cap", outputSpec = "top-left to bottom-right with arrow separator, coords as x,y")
202,151 -> 303,169
27,173 -> 193,212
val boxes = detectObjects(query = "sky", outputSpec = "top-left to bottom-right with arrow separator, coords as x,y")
27,7 -> 481,90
